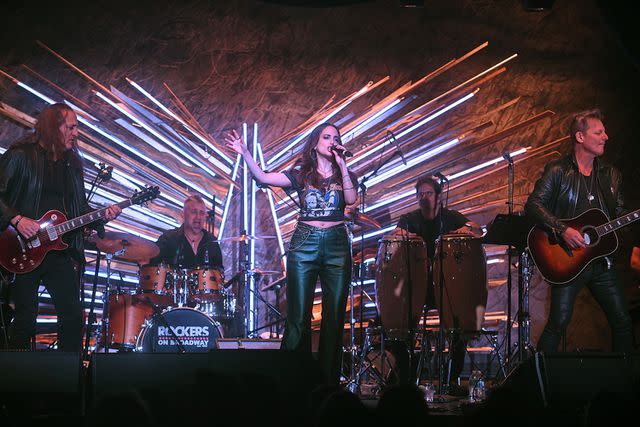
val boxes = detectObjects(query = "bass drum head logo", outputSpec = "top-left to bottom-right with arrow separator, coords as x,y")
137,307 -> 221,352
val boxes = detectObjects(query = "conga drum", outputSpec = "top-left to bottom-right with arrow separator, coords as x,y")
432,234 -> 487,331
374,235 -> 429,340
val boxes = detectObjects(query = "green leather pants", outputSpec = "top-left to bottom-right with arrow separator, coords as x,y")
281,222 -> 351,385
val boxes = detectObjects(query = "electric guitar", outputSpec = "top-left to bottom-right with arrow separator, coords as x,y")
0,186 -> 160,274
527,207 -> 640,285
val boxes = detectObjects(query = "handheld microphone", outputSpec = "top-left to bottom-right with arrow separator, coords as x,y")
388,131 -> 406,166
433,171 -> 449,182
330,145 -> 353,157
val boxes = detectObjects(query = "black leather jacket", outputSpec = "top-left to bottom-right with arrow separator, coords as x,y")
524,153 -> 624,239
0,142 -> 94,261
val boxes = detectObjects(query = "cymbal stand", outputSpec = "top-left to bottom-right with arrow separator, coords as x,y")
101,247 -> 125,353
82,249 -> 102,360
517,249 -> 536,359
246,272 -> 283,337
414,304 -> 436,385
344,223 -> 358,392
237,230 -> 251,338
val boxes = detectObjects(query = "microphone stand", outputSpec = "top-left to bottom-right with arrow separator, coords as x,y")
82,249 -> 101,360
83,167 -> 111,358
435,176 -> 448,396
504,154 -> 514,371
347,140 -> 406,393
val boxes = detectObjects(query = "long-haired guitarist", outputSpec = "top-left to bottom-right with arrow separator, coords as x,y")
524,108 -> 633,353
0,103 -> 121,351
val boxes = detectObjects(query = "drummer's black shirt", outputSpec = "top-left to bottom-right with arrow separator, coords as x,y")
149,226 -> 223,270
396,208 -> 468,258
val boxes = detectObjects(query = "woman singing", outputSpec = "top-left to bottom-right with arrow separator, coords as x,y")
225,123 -> 357,385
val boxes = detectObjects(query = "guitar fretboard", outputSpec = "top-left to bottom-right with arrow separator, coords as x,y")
54,199 -> 132,235
597,208 -> 640,236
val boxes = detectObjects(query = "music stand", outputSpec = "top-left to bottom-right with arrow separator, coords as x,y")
481,213 -> 534,371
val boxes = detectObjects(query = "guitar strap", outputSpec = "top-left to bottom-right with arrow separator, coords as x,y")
594,161 -> 617,219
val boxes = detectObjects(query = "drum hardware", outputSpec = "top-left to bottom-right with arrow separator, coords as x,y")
100,248 -> 126,353
245,270 -> 284,339
346,325 -> 397,396
85,231 -> 160,354
259,275 -> 286,339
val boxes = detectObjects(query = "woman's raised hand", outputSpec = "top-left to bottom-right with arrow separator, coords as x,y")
224,129 -> 247,155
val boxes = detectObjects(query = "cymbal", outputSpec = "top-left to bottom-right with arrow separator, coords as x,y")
221,234 -> 278,242
86,231 -> 159,263
353,247 -> 378,264
346,209 -> 381,228
247,268 -> 281,276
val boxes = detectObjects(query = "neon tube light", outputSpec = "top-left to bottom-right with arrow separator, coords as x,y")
218,153 -> 242,239
348,91 -> 476,166
78,116 -> 214,199
257,143 -> 287,269
127,78 -> 233,164
95,91 -> 219,178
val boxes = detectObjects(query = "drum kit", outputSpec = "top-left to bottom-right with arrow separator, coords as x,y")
86,231 -> 258,353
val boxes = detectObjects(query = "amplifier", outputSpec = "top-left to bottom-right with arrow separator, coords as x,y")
215,338 -> 282,350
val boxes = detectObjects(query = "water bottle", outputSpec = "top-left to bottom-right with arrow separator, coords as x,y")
475,375 -> 486,402
468,369 -> 482,402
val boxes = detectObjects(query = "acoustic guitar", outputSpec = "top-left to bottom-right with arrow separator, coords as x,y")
527,207 -> 640,284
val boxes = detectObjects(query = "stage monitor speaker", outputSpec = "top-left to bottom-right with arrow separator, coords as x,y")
0,351 -> 83,419
88,350 -> 323,425
501,351 -> 638,409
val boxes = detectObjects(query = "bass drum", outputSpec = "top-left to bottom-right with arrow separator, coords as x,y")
136,307 -> 223,352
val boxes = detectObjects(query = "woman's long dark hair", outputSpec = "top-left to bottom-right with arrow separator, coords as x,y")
14,103 -> 83,169
292,122 -> 343,189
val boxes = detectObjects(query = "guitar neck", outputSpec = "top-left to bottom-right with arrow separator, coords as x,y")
54,199 -> 132,235
597,208 -> 640,236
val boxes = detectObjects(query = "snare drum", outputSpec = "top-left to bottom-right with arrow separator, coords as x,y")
135,307 -> 223,352
189,268 -> 225,302
374,235 -> 429,340
105,292 -> 154,349
432,234 -> 487,331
